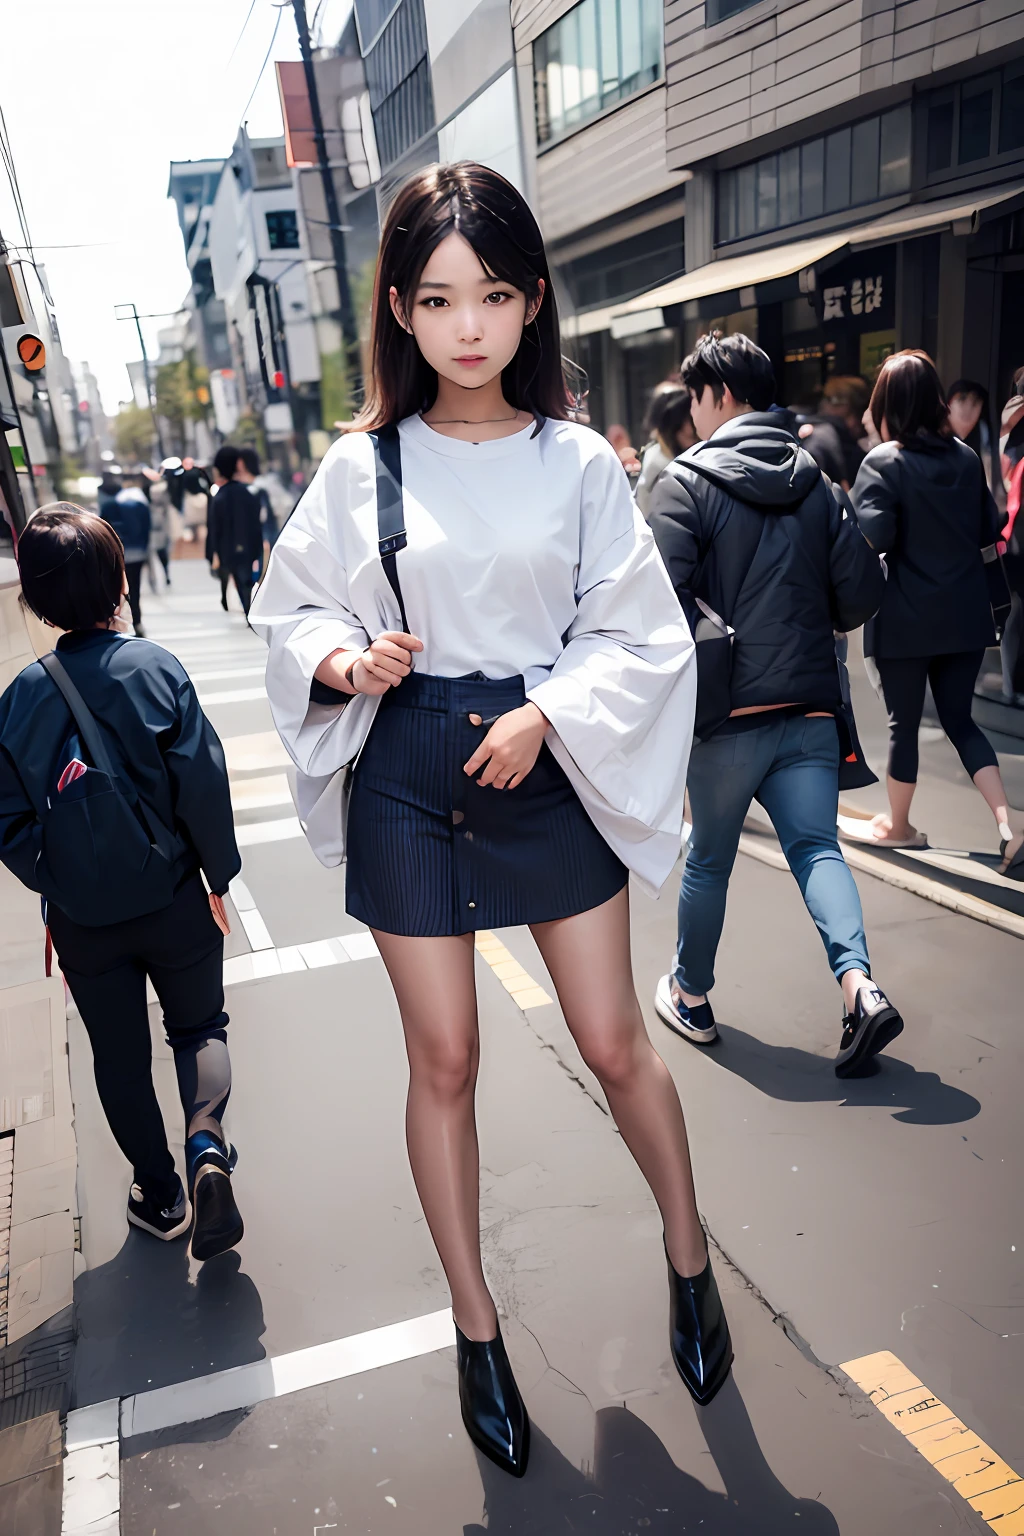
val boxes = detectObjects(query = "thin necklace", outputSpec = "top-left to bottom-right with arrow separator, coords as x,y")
424,411 -> 523,426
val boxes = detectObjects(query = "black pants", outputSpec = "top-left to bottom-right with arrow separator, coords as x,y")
47,876 -> 230,1206
125,560 -> 144,632
220,564 -> 253,615
871,650 -> 999,783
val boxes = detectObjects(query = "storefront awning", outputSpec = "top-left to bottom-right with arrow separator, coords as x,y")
564,183 -> 1024,337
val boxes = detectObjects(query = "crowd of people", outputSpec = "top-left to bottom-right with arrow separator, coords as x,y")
0,159 -> 1021,1485
95,448 -> 287,633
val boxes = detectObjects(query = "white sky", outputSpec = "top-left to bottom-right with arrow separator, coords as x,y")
0,0 -> 351,414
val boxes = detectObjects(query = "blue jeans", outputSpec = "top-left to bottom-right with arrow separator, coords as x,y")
676,714 -> 870,996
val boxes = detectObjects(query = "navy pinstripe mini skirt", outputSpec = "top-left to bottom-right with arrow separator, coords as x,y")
345,672 -> 627,937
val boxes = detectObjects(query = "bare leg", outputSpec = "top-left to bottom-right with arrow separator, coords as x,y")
973,765 -> 1023,866
530,888 -> 707,1278
372,930 -> 498,1342
871,775 -> 919,841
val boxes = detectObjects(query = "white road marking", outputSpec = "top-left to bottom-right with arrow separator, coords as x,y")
190,664 -> 266,683
120,1308 -> 456,1437
62,1399 -> 119,1535
231,773 -> 293,811
196,685 -> 268,705
223,731 -> 292,775
235,815 -> 304,846
223,930 -> 378,986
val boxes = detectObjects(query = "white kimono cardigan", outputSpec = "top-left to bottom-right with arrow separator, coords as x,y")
248,422 -> 696,899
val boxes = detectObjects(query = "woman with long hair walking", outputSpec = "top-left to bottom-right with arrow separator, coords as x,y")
250,162 -> 728,1477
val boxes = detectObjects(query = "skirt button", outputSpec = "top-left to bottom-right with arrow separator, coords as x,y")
468,901 -> 476,910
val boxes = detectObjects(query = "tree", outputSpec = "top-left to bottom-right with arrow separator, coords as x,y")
113,403 -> 156,464
155,352 -> 211,453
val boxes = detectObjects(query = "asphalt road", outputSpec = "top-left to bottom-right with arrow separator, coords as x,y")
66,561 -> 1021,1535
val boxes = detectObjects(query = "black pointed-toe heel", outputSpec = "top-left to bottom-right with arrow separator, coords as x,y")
667,1244 -> 733,1406
455,1322 -> 530,1478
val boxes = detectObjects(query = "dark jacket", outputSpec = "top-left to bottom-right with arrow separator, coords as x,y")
207,480 -> 263,569
102,488 -> 151,563
0,630 -> 240,903
851,434 -> 998,659
649,413 -> 885,714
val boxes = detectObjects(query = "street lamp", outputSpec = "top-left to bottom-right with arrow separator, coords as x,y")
114,302 -> 165,459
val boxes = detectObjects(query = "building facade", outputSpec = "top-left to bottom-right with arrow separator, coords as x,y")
512,0 -> 687,436
630,0 -> 1021,425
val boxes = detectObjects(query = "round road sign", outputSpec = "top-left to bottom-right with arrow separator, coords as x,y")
17,334 -> 46,372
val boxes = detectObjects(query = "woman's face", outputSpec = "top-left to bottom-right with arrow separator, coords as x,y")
390,232 -> 542,394
948,392 -> 983,440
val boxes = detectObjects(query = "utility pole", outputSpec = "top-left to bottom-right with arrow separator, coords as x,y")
114,302 -> 166,459
291,0 -> 363,410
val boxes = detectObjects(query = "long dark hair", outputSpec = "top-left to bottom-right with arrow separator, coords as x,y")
351,162 -> 568,432
869,350 -> 952,444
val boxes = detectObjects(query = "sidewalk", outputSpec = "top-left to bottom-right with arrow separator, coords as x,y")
743,634 -> 1024,938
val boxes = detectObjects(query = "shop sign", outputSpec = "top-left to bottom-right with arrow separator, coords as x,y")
818,247 -> 896,332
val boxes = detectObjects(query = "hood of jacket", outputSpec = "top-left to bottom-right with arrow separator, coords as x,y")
681,412 -> 822,511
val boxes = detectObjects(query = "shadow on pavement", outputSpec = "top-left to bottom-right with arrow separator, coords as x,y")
466,1382 -> 838,1533
73,1238 -> 266,1408
710,1025 -> 980,1126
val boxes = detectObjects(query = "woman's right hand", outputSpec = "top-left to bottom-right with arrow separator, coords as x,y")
350,631 -> 424,696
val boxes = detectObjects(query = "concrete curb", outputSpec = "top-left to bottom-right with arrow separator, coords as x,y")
738,830 -> 1024,942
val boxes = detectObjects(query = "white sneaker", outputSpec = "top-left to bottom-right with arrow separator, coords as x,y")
654,975 -> 719,1045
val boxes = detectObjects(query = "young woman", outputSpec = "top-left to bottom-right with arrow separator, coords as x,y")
849,352 -> 1023,877
250,162 -> 728,1477
0,507 -> 245,1259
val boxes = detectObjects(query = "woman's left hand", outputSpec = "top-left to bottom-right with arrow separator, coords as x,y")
464,702 -> 549,789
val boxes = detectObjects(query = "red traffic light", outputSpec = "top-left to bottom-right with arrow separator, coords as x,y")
272,370 -> 285,389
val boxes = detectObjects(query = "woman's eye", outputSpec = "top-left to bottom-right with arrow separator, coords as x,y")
423,296 -> 448,309
484,291 -> 512,305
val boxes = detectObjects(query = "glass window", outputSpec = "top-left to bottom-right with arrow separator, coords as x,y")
756,155 -> 778,231
265,209 -> 299,250
737,162 -> 756,238
1000,68 -> 1024,154
778,145 -> 801,227
851,116 -> 880,205
879,105 -> 911,195
926,98 -> 953,173
718,170 -> 737,243
801,137 -> 824,220
959,83 -> 994,163
824,127 -> 851,213
533,0 -> 662,144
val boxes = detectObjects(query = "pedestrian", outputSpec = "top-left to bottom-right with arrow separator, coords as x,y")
0,506 -> 244,1259
238,446 -> 276,578
635,386 -> 696,518
649,332 -> 902,1078
847,351 -> 1023,878
100,470 -> 151,636
250,161 -> 728,1478
147,470 -> 173,589
207,445 -> 263,616
998,366 -> 1024,705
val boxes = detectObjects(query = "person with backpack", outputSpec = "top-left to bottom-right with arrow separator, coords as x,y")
0,506 -> 244,1261
649,333 -> 900,1078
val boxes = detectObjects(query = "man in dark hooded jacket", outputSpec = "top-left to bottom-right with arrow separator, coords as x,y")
649,332 -> 900,1078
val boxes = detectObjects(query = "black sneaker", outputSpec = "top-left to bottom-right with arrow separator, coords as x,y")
834,985 -> 904,1078
189,1146 -> 244,1263
127,1178 -> 191,1240
654,975 -> 718,1045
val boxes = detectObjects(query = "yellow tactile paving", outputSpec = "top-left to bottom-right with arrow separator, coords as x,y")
474,932 -> 552,1011
842,1350 -> 1024,1533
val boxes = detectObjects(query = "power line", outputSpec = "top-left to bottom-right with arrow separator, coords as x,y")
238,5 -> 284,126
227,0 -> 262,64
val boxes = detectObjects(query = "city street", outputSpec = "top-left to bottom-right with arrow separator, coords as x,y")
64,561 -> 1023,1534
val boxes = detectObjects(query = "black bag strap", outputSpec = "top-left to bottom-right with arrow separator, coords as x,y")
369,424 -> 410,634
40,651 -> 176,846
685,464 -> 767,628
